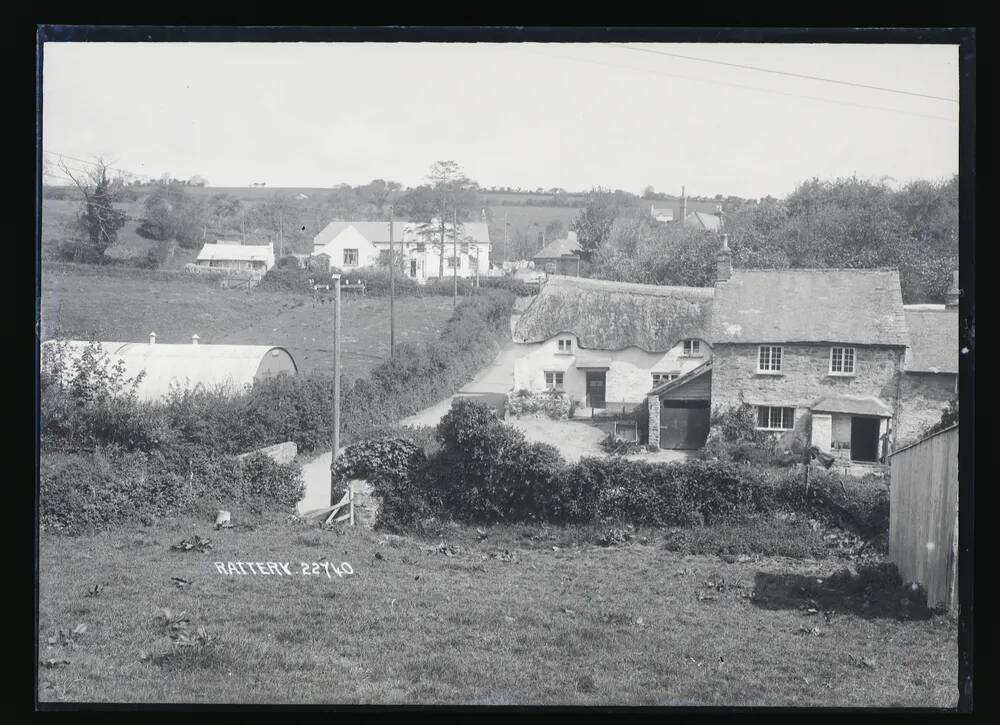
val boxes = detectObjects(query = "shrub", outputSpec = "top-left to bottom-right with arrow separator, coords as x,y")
332,438 -> 430,531
258,267 -> 314,292
598,432 -> 642,456
504,389 -> 571,419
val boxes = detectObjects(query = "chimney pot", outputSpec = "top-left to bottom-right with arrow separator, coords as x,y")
945,270 -> 959,309
149,332 -> 156,345
716,235 -> 733,283
191,334 -> 200,345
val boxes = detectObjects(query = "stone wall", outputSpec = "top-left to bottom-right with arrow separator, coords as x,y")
710,343 -> 904,439
896,372 -> 957,446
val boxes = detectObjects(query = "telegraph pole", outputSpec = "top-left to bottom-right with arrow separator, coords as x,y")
503,210 -> 508,263
389,206 -> 396,358
278,209 -> 283,257
329,273 -> 342,503
452,208 -> 458,307
241,207 -> 246,244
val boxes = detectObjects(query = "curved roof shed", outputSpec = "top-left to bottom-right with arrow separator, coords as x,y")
41,339 -> 297,402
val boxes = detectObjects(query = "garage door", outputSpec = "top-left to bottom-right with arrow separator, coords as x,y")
658,401 -> 711,449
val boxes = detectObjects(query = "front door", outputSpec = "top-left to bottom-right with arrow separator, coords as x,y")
850,416 -> 880,462
410,259 -> 418,278
585,371 -> 606,409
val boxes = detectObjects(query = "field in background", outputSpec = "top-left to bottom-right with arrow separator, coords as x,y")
37,518 -> 958,706
40,265 -> 457,380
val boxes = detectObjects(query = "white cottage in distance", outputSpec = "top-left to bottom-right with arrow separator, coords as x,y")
195,241 -> 276,272
511,276 -> 715,413
312,220 -> 492,283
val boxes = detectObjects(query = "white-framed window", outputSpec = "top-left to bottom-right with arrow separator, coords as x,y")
757,406 -> 794,431
652,372 -> 680,385
343,249 -> 358,266
544,371 -> 564,391
557,338 -> 573,354
830,346 -> 856,375
682,339 -> 702,357
460,242 -> 469,255
758,345 -> 783,373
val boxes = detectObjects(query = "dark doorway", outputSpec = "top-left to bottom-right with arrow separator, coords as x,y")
585,371 -> 606,409
410,260 -> 417,277
659,400 -> 711,449
850,416 -> 880,462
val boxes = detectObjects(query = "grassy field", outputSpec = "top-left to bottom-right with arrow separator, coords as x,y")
37,517 -> 958,706
40,265 -> 458,380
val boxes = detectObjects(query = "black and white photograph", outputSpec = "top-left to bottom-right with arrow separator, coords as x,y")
35,28 -> 974,709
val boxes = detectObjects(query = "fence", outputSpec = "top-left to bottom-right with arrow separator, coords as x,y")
888,424 -> 958,614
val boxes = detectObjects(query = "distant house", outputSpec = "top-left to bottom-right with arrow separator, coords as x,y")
896,272 -> 959,445
703,241 -> 909,464
532,231 -> 582,277
41,335 -> 297,403
312,220 -> 491,283
650,187 -> 723,231
512,276 -> 714,417
195,241 -> 275,273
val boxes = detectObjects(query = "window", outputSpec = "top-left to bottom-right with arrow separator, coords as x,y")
757,406 -> 794,430
758,345 -> 783,373
446,256 -> 458,269
682,339 -> 702,357
652,372 -> 680,385
415,243 -> 426,253
470,256 -> 479,271
830,347 -> 856,375
378,249 -> 391,265
460,243 -> 469,255
343,249 -> 358,266
544,371 -> 564,390
557,339 -> 573,354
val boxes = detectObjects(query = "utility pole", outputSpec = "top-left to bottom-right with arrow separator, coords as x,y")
503,210 -> 508,263
389,206 -> 395,359
241,207 -> 246,244
453,208 -> 458,307
329,273 -> 342,504
278,209 -> 283,258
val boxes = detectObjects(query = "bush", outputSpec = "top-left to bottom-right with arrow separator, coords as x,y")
504,389 -> 571,419
598,432 -> 643,456
258,267 -> 315,292
332,438 -> 430,531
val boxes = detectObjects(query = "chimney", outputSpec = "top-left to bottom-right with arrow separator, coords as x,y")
680,185 -> 687,224
716,233 -> 733,282
191,334 -> 200,345
945,270 -> 959,309
149,332 -> 156,345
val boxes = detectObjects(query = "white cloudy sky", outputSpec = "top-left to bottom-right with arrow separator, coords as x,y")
42,42 -> 959,199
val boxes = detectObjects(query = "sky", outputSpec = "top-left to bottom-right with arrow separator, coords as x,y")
41,42 -> 960,200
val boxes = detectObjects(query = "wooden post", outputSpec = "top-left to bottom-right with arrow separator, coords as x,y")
389,207 -> 395,358
453,208 -> 458,307
349,486 -> 355,526
329,274 -> 342,505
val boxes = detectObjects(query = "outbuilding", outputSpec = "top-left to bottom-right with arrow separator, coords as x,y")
41,334 -> 297,403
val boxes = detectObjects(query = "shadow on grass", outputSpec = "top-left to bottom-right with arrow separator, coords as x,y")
751,563 -> 934,621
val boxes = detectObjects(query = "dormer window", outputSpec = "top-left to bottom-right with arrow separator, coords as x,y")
557,338 -> 573,354
682,339 -> 702,357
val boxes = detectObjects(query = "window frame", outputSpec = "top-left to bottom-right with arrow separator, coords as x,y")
757,345 -> 784,374
544,371 -> 565,391
682,339 -> 703,357
651,372 -> 680,385
756,406 -> 794,431
343,248 -> 359,266
556,338 -> 573,355
446,256 -> 459,269
829,346 -> 856,376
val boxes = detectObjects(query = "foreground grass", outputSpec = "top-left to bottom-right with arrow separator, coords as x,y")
38,517 -> 958,706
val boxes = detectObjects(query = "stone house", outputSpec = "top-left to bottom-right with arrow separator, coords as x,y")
511,276 -> 714,415
532,231 -> 582,277
686,240 -> 911,464
895,272 -> 959,445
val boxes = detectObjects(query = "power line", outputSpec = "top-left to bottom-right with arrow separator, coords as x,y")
526,48 -> 957,123
603,43 -> 959,103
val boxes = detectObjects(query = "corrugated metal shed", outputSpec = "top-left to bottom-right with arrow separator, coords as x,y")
41,339 -> 297,402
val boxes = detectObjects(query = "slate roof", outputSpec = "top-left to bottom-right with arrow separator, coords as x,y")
534,232 -> 581,260
196,242 -> 274,264
811,394 -> 893,417
513,276 -> 714,352
313,220 -> 491,248
649,358 -> 713,396
683,211 -> 722,232
903,307 -> 959,373
710,268 -> 908,346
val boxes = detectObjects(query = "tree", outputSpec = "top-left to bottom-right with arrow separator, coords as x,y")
641,185 -> 656,199
544,219 -> 566,242
358,179 -> 403,218
208,193 -> 243,236
60,158 -> 128,261
138,183 -> 207,247
423,161 -> 480,278
189,175 -> 209,187
570,188 -> 630,261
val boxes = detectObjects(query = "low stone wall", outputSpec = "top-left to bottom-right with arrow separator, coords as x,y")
237,441 -> 298,465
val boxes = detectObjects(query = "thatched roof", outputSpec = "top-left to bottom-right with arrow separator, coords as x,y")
512,276 -> 714,352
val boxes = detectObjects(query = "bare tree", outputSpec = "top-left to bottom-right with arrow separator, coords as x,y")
60,158 -> 128,262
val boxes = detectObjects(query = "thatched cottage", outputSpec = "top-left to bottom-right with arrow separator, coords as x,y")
511,276 -> 714,414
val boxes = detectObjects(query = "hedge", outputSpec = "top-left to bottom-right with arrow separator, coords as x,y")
334,400 -> 891,537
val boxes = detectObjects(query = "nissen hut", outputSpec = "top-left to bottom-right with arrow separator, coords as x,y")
41,334 -> 297,403
511,276 -> 714,414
